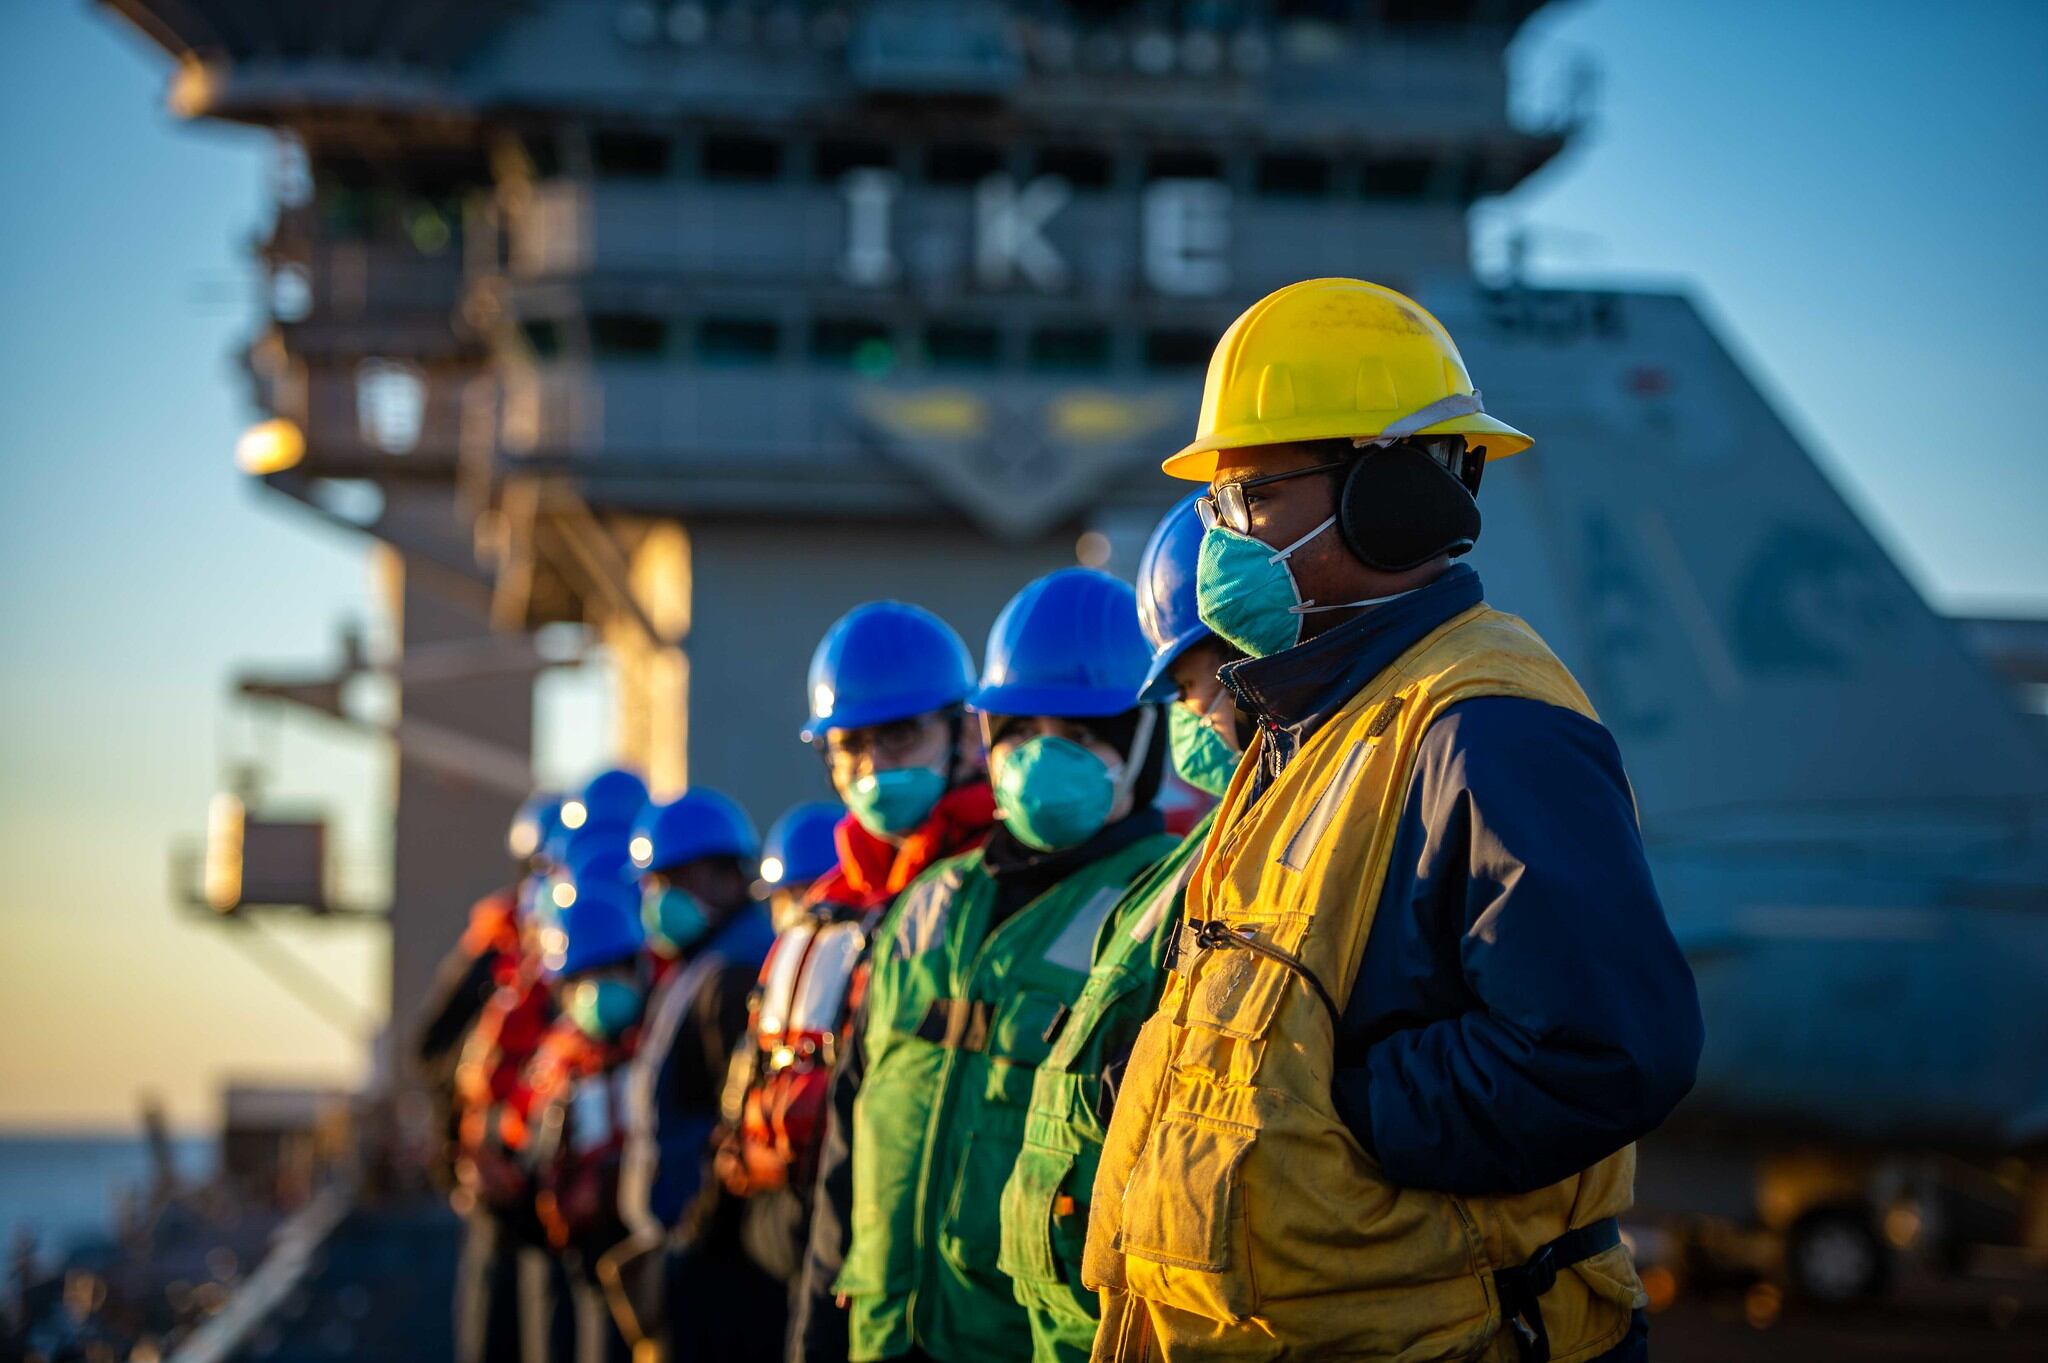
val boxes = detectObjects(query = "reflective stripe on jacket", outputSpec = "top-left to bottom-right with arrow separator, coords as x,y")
837,831 -> 1176,1363
1084,606 -> 1646,1363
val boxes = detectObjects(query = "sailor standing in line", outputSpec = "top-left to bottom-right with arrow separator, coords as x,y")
996,494 -> 1242,1363
1084,279 -> 1702,1363
618,789 -> 779,1363
777,601 -> 998,1363
832,569 -> 1178,1363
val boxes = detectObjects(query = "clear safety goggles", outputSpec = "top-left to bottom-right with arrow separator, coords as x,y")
1196,461 -> 1348,535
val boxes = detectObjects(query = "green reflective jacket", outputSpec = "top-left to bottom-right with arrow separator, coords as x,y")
997,810 -> 1217,1363
837,830 -> 1178,1363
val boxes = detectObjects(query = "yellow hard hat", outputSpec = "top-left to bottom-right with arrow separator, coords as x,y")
1164,277 -> 1532,481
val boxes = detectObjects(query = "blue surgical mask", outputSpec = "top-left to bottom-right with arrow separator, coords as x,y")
1196,518 -> 1414,659
1169,702 -> 1239,797
566,978 -> 643,1041
642,884 -> 709,953
845,766 -> 946,838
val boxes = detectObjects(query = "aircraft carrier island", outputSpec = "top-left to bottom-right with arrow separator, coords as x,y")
22,1 -> 2041,1359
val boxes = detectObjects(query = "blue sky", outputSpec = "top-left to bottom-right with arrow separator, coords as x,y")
1,0 -> 2043,1128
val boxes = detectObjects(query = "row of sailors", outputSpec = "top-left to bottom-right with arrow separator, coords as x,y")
417,279 -> 1702,1363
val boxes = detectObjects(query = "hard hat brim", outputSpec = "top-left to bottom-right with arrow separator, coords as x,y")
799,686 -> 964,744
967,682 -> 1142,720
1162,411 -> 1533,482
1137,621 -> 1216,704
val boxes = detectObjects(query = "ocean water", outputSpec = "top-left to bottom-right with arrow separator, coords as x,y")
0,1132 -> 215,1256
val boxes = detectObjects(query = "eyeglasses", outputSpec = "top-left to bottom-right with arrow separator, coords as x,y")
815,713 -> 948,767
1196,461 -> 1349,534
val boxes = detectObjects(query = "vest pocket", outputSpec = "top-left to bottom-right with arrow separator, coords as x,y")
938,1125 -> 1021,1276
1113,1112 -> 1259,1323
997,1140 -> 1076,1286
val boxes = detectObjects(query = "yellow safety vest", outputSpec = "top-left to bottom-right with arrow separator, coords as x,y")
1083,605 -> 1646,1363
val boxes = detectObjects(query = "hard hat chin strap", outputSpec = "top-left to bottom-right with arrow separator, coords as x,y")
1110,705 -> 1159,812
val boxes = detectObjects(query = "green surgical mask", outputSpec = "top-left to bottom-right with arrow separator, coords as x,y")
994,735 -> 1117,852
845,766 -> 946,838
1196,520 -> 1414,659
566,978 -> 643,1042
1169,702 -> 1239,797
642,885 -> 709,953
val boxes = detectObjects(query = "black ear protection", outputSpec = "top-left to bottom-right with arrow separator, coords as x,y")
1333,437 -> 1486,573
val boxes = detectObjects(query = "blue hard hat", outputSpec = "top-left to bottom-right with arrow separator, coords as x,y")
970,568 -> 1151,719
560,767 -> 650,840
561,825 -> 635,888
1136,492 -> 1216,703
630,787 -> 760,873
760,801 -> 843,889
545,877 -> 645,978
800,602 -> 976,744
532,827 -> 635,932
508,792 -> 566,862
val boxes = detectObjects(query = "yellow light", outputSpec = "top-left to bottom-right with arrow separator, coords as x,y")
202,792 -> 246,912
509,822 -> 539,858
1883,1203 -> 1922,1249
629,835 -> 653,866
234,419 -> 305,476
551,881 -> 576,909
560,800 -> 588,830
760,856 -> 785,884
861,389 -> 987,438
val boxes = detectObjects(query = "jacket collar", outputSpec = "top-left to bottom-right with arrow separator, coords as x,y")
816,780 -> 996,909
982,805 -> 1166,926
1220,564 -> 1483,750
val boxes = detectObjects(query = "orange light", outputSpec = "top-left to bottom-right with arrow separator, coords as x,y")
235,419 -> 305,475
1640,1266 -> 1678,1314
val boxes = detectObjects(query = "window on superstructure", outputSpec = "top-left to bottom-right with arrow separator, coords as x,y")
1145,150 -> 1223,182
1382,0 -> 1475,26
702,135 -> 785,183
1256,151 -> 1331,197
519,133 -> 561,179
1363,154 -> 1436,200
926,144 -> 1005,186
1143,328 -> 1212,372
519,319 -> 563,360
1034,146 -> 1113,190
592,131 -> 672,179
1028,325 -> 1111,373
923,322 -> 1002,371
589,313 -> 670,357
815,139 -> 893,181
811,318 -> 896,374
696,317 -> 782,364
1277,0 -> 1354,20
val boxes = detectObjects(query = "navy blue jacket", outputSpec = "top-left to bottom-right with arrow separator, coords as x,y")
1220,565 -> 1702,1197
622,903 -> 777,1232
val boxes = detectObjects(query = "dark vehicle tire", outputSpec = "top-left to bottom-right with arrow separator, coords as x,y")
1785,1206 -> 1891,1303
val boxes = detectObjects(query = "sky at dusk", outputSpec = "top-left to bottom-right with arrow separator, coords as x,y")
1,0 -> 2043,1130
